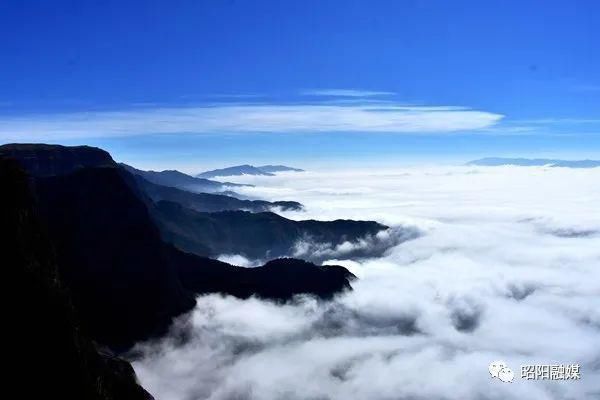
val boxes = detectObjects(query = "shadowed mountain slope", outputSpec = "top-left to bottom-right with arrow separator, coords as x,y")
33,166 -> 194,348
1,143 -> 356,350
153,200 -> 388,260
135,175 -> 303,213
1,158 -> 152,400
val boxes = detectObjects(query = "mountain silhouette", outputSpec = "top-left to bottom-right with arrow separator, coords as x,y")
197,164 -> 304,178
197,164 -> 275,178
153,200 -> 387,260
467,157 -> 600,168
1,157 -> 152,400
121,163 -> 248,192
134,174 -> 303,213
1,143 -> 357,350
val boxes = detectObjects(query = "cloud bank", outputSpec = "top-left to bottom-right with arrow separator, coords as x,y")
132,166 -> 600,400
0,103 -> 503,141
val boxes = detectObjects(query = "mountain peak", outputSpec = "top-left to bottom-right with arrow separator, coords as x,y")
0,143 -> 115,177
197,165 -> 274,178
197,164 -> 303,178
121,163 -> 249,192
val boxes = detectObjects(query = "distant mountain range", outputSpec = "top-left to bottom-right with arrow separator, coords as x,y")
467,157 -> 600,168
197,164 -> 304,178
135,175 -> 303,213
121,163 -> 248,192
128,168 -> 384,260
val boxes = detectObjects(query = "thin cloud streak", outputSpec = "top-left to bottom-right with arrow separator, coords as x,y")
519,118 -> 600,125
569,84 -> 600,93
302,89 -> 397,97
0,103 -> 503,141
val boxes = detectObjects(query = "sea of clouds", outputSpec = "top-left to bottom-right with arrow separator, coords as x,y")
133,166 -> 600,400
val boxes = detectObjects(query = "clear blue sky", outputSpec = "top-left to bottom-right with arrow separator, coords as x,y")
1,0 -> 599,170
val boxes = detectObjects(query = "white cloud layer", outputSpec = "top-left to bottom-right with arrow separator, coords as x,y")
0,103 -> 503,140
132,166 -> 600,400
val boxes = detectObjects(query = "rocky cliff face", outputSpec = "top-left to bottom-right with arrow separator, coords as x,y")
1,158 -> 152,400
34,165 -> 195,349
0,143 -> 114,176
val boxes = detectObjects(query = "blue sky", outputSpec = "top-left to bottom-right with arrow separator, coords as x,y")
1,0 -> 599,170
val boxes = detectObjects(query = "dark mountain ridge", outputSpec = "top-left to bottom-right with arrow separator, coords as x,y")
1,143 -> 357,351
121,163 -> 248,192
0,143 -> 114,176
135,174 -> 303,213
121,158 -> 388,262
153,200 -> 388,260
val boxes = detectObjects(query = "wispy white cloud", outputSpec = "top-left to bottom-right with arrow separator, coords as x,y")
475,118 -> 600,136
476,125 -> 540,135
519,118 -> 600,124
203,93 -> 265,99
0,103 -> 503,141
302,89 -> 396,97
569,84 -> 600,93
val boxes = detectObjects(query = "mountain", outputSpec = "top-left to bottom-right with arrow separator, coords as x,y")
32,165 -> 195,349
175,254 -> 353,300
198,164 -> 304,178
467,157 -> 600,168
152,200 -> 388,260
132,170 -> 387,261
1,143 -> 356,350
197,164 -> 275,178
1,157 -> 152,400
258,164 -> 304,173
121,163 -> 248,192
134,175 -> 303,213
